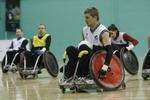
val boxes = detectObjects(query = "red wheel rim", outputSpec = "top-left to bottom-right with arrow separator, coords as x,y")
91,52 -> 124,88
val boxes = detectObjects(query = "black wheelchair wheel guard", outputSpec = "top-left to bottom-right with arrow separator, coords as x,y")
120,48 -> 139,75
43,51 -> 59,77
90,51 -> 125,91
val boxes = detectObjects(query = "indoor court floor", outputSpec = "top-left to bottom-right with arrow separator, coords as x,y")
0,59 -> 150,100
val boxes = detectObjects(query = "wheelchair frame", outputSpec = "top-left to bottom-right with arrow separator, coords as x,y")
59,50 -> 126,93
18,52 -> 42,79
2,52 -> 19,73
18,51 -> 59,79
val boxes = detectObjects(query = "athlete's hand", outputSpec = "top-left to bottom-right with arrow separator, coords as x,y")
41,48 -> 46,52
99,65 -> 109,79
126,44 -> 134,51
36,48 -> 46,55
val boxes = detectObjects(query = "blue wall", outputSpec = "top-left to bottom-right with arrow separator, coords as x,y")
20,0 -> 115,60
0,0 -> 150,60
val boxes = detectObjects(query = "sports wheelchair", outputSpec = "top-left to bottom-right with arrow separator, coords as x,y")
18,51 -> 59,79
116,48 -> 139,75
59,50 -> 125,93
142,49 -> 150,80
59,47 -> 139,93
1,50 -> 20,73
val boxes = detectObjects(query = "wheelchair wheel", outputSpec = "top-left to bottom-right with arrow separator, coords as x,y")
142,49 -> 150,80
18,52 -> 25,79
90,51 -> 125,91
1,56 -> 9,73
43,51 -> 59,77
1,65 -> 9,73
120,48 -> 139,75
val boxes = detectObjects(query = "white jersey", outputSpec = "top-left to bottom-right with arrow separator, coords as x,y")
12,37 -> 26,50
111,32 -> 126,45
83,24 -> 108,46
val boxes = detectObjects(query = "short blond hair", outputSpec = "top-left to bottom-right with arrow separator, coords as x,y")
84,7 -> 99,21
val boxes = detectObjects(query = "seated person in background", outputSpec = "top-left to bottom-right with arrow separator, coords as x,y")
62,7 -> 113,79
108,24 -> 139,52
1,28 -> 28,68
25,24 -> 51,73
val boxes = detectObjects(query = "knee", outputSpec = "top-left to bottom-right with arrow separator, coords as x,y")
78,44 -> 92,52
78,40 -> 93,50
66,46 -> 78,55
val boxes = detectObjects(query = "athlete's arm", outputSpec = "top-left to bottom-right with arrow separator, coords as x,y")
123,33 -> 139,46
20,39 -> 28,50
9,41 -> 13,49
101,31 -> 113,66
45,35 -> 51,51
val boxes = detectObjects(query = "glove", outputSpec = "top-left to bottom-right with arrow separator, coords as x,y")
99,65 -> 109,79
126,44 -> 134,51
36,48 -> 46,55
41,48 -> 46,52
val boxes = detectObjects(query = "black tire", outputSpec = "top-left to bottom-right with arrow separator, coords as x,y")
1,56 -> 9,73
11,68 -> 17,73
143,76 -> 148,80
120,49 -> 139,75
142,74 -> 149,80
18,67 -> 24,79
90,51 -> 125,91
18,52 -> 25,79
2,66 -> 9,73
61,87 -> 66,94
33,74 -> 38,79
1,65 -> 9,73
43,51 -> 59,77
142,49 -> 150,78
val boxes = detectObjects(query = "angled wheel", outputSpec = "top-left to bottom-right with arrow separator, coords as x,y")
43,51 -> 59,77
142,49 -> 150,80
18,52 -> 25,79
120,48 -> 139,75
2,65 -> 9,73
90,51 -> 125,91
1,56 -> 9,73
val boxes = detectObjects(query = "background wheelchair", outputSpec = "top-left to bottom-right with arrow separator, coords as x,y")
118,48 -> 139,75
18,51 -> 59,79
1,51 -> 20,73
142,49 -> 150,80
59,50 -> 126,93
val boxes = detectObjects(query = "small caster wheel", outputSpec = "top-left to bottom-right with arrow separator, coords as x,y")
33,74 -> 38,79
22,74 -> 28,79
61,87 -> 66,93
12,68 -> 17,73
142,74 -> 149,80
2,69 -> 9,73
121,82 -> 126,89
70,87 -> 77,93
97,88 -> 103,92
